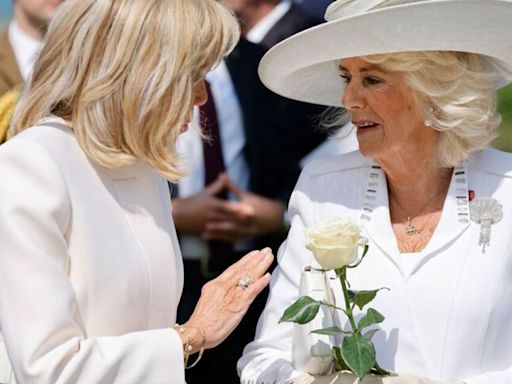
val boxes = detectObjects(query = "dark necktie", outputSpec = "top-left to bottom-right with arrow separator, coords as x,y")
201,81 -> 232,277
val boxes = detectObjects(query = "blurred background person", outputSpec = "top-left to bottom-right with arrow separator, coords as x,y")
174,37 -> 298,384
294,0 -> 332,24
0,0 -> 64,143
220,0 -> 332,167
222,0 -> 316,50
174,2 -> 333,383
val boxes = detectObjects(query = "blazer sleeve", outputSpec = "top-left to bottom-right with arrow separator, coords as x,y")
0,139 -> 185,384
237,163 -> 316,384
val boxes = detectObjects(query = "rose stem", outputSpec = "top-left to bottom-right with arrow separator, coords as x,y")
337,266 -> 358,333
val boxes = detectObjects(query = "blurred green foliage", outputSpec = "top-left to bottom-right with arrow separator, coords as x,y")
493,84 -> 512,152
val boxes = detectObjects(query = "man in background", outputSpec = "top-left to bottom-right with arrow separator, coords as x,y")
226,0 -> 316,49
220,0 -> 329,166
0,0 -> 63,143
295,0 -> 332,24
175,38 -> 298,384
175,2 -> 332,383
0,0 -> 62,95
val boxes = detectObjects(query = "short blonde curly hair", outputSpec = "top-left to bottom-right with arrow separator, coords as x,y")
11,0 -> 240,181
364,51 -> 501,168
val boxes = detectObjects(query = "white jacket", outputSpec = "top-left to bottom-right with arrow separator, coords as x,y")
238,149 -> 512,384
0,118 -> 185,383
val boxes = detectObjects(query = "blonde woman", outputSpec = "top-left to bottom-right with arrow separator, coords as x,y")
0,0 -> 273,383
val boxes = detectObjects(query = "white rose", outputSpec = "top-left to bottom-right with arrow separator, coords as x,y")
304,217 -> 367,270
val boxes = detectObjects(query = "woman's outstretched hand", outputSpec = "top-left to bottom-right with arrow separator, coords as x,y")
183,247 -> 274,351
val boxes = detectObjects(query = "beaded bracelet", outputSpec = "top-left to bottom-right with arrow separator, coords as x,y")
174,324 -> 206,369
186,326 -> 206,369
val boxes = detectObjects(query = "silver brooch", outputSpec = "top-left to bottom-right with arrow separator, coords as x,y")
469,197 -> 503,253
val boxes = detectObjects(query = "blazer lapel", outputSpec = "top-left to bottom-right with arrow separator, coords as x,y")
360,164 -> 471,275
359,164 -> 402,271
420,165 -> 471,258
0,29 -> 23,94
261,4 -> 313,49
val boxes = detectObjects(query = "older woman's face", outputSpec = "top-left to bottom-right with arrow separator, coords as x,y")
340,57 -> 435,161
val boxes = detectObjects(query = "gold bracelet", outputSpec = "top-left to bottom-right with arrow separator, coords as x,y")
185,326 -> 206,369
174,324 -> 193,366
173,324 -> 206,369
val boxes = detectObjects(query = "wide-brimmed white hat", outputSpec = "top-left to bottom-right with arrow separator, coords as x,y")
258,0 -> 512,107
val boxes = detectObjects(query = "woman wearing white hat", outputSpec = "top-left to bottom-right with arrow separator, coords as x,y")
238,0 -> 512,383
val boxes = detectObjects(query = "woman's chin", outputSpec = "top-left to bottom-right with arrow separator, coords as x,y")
356,137 -> 384,159
358,146 -> 376,159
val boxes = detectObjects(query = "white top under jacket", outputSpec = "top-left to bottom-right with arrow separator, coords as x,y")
0,118 -> 186,383
8,21 -> 42,81
238,149 -> 512,384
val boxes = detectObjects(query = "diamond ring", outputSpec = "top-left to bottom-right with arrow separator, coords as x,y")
236,275 -> 253,290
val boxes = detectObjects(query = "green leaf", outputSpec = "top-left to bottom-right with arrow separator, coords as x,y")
340,333 -> 376,379
358,308 -> 385,331
332,346 -> 351,371
348,288 -> 389,310
279,296 -> 320,324
310,326 -> 343,336
362,329 -> 379,341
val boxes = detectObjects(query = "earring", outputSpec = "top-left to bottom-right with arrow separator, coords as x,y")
424,104 -> 435,127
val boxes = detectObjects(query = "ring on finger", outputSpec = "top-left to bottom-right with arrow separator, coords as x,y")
236,275 -> 253,290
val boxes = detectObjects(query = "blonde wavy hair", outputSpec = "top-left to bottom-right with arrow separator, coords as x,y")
10,0 -> 240,181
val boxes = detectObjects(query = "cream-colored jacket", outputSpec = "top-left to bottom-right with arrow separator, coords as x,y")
0,118 -> 185,383
238,149 -> 512,384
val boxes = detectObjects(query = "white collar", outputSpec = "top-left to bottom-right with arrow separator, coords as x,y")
360,163 -> 471,273
8,20 -> 43,81
246,0 -> 292,44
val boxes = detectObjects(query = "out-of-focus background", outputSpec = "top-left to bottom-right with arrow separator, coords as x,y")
496,85 -> 512,152
0,2 -> 510,151
0,2 -> 11,27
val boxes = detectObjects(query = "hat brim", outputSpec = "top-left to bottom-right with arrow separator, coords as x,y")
258,0 -> 512,107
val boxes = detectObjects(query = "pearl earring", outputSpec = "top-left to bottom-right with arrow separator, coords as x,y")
424,119 -> 433,127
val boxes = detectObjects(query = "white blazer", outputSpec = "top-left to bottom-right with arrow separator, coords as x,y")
0,118 -> 186,383
238,149 -> 512,384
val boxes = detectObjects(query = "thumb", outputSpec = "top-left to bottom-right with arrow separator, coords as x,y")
224,175 -> 244,198
205,174 -> 228,196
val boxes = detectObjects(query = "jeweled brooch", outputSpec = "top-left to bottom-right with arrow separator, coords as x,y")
469,197 -> 503,253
